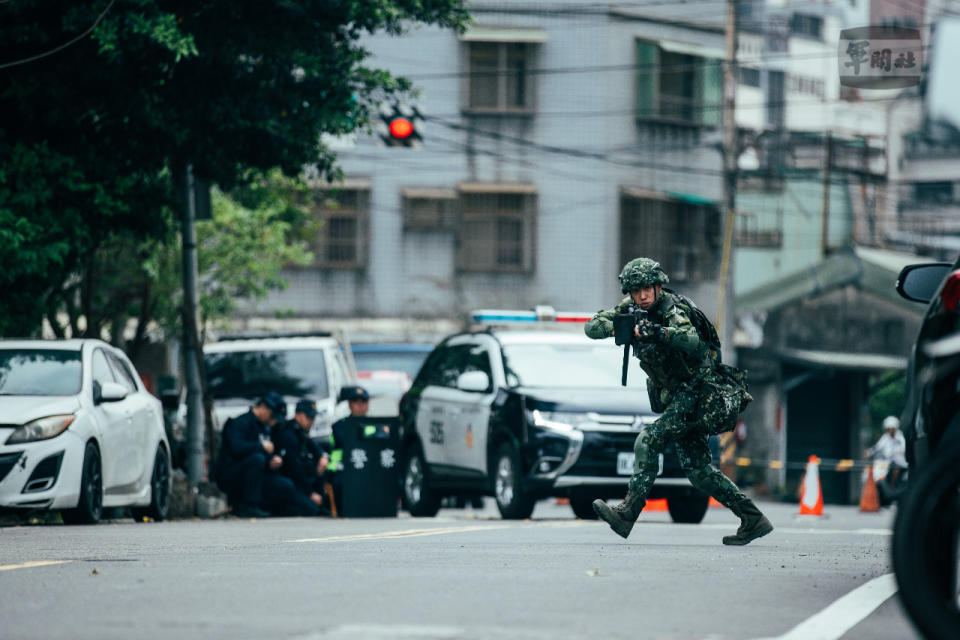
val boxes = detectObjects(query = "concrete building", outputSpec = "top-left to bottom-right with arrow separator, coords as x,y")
242,2 -> 735,337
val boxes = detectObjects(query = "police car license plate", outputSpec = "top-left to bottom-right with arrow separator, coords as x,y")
616,453 -> 664,475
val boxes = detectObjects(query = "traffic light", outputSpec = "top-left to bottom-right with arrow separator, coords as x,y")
378,103 -> 423,147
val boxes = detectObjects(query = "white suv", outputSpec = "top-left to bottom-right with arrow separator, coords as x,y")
203,336 -> 353,440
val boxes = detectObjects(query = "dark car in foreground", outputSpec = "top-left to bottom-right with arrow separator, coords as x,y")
891,255 -> 960,640
397,323 -> 716,522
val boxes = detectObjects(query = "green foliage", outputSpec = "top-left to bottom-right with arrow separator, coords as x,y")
197,181 -> 314,327
0,0 -> 468,343
868,370 -> 907,438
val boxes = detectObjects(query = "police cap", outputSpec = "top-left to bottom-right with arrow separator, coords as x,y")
295,399 -> 318,418
339,386 -> 370,402
259,391 -> 287,419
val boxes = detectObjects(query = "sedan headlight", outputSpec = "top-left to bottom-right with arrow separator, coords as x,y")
6,414 -> 75,444
530,409 -> 597,433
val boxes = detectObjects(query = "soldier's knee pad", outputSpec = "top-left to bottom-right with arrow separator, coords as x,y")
634,430 -> 661,468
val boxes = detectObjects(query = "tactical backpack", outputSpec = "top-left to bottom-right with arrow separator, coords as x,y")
666,288 -> 753,419
666,289 -> 722,365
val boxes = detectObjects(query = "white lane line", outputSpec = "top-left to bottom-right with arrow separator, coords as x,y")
640,522 -> 892,536
755,573 -> 898,640
287,524 -> 513,543
0,560 -> 71,572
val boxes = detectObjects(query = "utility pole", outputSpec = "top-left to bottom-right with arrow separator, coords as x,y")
717,0 -> 738,361
181,163 -> 205,484
820,132 -> 833,257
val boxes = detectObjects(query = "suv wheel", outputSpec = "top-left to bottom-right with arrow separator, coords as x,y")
494,442 -> 535,520
569,492 -> 599,520
667,494 -> 709,524
402,443 -> 441,517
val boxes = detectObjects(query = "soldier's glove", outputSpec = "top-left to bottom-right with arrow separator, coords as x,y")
637,321 -> 666,342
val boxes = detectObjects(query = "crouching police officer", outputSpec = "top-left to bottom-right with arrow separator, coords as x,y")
324,385 -> 372,515
585,257 -> 772,545
215,392 -> 303,518
273,399 -> 331,516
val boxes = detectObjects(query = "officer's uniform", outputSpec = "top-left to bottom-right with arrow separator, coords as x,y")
324,386 -> 371,515
273,399 -> 328,516
214,393 -> 303,517
585,257 -> 772,545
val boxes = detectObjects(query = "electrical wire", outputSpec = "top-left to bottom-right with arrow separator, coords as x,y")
0,0 -> 118,70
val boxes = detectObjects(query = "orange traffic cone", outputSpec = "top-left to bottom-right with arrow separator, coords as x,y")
647,498 -> 668,511
798,455 -> 824,516
859,465 -> 880,512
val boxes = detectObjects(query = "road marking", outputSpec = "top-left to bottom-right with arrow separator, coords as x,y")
0,560 -> 71,572
641,522 -> 892,536
755,573 -> 898,640
287,524 -> 512,543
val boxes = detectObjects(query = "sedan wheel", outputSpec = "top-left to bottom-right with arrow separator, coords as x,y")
62,442 -> 103,525
132,447 -> 171,522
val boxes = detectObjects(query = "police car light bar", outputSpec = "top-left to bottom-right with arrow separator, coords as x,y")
471,307 -> 593,324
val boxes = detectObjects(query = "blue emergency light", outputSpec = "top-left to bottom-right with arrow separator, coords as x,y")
471,308 -> 593,324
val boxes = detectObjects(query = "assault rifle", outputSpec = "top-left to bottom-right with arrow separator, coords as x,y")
613,307 -> 647,386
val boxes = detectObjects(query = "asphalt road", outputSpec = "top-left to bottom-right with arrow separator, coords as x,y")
0,500 -> 920,640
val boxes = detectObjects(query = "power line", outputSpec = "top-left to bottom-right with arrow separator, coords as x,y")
0,0 -> 118,70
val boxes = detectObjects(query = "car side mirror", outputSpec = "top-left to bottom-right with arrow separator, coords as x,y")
457,370 -> 490,393
896,263 -> 953,303
97,381 -> 129,404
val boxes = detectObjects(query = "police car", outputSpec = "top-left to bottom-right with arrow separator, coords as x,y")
397,308 -> 716,522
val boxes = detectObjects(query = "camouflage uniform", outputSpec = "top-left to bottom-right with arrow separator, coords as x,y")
585,258 -> 772,544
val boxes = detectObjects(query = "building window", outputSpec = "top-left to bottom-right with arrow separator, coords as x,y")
619,189 -> 720,282
739,67 -> 762,88
914,181 -> 954,203
465,41 -> 536,113
736,207 -> 784,248
636,40 -> 722,126
402,188 -> 458,231
456,184 -> 536,273
306,183 -> 370,269
791,13 -> 823,40
767,70 -> 785,127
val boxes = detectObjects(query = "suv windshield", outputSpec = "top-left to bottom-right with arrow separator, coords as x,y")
205,349 -> 329,400
351,349 -> 431,377
501,342 -> 647,389
0,349 -> 83,396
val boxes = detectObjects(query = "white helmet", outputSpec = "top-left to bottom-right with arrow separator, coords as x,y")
882,415 -> 900,430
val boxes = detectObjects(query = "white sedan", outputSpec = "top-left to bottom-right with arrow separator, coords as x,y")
0,339 -> 171,524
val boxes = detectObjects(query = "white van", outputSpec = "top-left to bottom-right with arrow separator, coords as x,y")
203,336 -> 353,440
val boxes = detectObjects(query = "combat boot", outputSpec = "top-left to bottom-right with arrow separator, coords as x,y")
592,493 -> 645,539
722,498 -> 773,546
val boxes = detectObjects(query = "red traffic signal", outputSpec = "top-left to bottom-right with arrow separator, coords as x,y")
379,104 -> 423,147
388,117 -> 414,140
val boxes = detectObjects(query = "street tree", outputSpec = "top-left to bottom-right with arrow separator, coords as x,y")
0,0 -> 469,337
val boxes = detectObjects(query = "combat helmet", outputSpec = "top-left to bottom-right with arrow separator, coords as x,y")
618,257 -> 669,293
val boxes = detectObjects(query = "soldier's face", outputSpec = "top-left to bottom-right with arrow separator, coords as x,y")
630,285 -> 659,309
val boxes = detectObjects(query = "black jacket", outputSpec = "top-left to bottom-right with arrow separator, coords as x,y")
216,410 -> 269,476
273,420 -> 323,493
